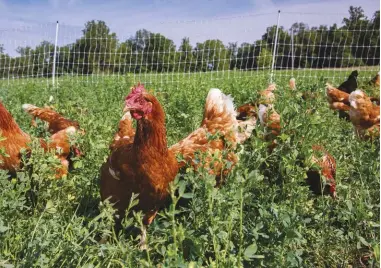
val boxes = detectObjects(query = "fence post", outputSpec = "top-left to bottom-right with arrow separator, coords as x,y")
270,10 -> 281,83
52,21 -> 59,88
291,28 -> 294,75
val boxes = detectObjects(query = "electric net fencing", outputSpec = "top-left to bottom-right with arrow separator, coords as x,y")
0,10 -> 379,87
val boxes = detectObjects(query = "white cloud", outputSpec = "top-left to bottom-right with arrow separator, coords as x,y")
0,0 -> 379,56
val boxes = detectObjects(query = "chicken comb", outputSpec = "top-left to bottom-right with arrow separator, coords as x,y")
131,83 -> 146,94
135,84 -> 157,96
126,83 -> 146,100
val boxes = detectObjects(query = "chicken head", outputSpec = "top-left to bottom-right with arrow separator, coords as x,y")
124,84 -> 153,120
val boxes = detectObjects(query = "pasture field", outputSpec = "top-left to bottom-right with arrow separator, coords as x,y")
0,70 -> 379,267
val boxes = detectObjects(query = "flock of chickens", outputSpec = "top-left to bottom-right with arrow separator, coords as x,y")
0,70 -> 379,248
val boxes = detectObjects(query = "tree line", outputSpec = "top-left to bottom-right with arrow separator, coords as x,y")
0,6 -> 379,78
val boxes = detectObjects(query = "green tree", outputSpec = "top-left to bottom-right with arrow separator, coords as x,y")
71,20 -> 118,74
146,32 -> 176,72
114,41 -> 133,73
0,45 -> 10,79
16,46 -> 32,56
176,37 -> 195,72
10,41 -> 54,78
126,29 -> 176,73
257,47 -> 272,69
262,26 -> 292,69
227,42 -> 238,70
236,42 -> 257,70
363,10 -> 380,66
194,39 -> 229,71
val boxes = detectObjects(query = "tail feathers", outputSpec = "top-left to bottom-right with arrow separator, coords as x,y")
202,88 -> 238,130
22,104 -> 38,112
22,103 -> 80,134
22,103 -> 59,123
205,88 -> 236,117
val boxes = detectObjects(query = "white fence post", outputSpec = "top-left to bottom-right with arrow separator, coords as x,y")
52,21 -> 59,87
270,10 -> 281,83
291,28 -> 294,75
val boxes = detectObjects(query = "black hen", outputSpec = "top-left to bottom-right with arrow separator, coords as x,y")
338,70 -> 358,94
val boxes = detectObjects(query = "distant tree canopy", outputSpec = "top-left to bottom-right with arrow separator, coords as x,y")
0,6 -> 379,78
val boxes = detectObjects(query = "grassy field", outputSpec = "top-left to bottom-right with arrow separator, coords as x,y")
0,69 -> 379,267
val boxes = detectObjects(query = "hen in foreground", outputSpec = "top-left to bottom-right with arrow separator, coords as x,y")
101,85 -> 243,248
102,85 -> 242,223
100,84 -> 178,231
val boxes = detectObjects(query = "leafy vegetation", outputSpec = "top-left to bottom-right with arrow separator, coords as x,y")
0,70 -> 379,267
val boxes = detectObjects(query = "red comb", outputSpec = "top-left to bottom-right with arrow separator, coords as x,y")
125,83 -> 146,100
131,83 -> 146,94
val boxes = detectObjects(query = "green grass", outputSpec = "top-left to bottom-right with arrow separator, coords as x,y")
0,70 -> 379,267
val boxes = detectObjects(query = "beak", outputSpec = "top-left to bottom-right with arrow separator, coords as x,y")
123,105 -> 131,113
123,104 -> 139,113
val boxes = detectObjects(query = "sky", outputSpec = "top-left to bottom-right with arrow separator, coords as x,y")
0,0 -> 379,56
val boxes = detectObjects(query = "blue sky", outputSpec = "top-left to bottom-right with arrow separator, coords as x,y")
0,0 -> 379,56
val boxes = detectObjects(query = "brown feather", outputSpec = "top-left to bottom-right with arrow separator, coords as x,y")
349,90 -> 380,140
23,104 -> 80,134
0,101 -> 75,178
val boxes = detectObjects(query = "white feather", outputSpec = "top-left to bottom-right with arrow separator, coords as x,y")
206,88 -> 236,118
349,89 -> 365,109
65,126 -> 77,134
22,103 -> 37,111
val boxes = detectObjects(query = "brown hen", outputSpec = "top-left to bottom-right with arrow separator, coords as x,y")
349,90 -> 380,140
0,102 -> 78,178
306,145 -> 337,199
101,86 -> 242,244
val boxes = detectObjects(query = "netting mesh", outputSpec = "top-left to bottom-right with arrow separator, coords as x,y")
0,10 -> 379,86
